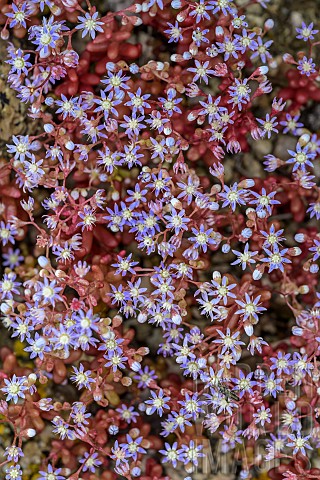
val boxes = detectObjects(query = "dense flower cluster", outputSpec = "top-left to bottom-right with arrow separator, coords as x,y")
0,0 -> 320,479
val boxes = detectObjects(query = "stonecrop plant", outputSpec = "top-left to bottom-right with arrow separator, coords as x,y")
0,0 -> 320,479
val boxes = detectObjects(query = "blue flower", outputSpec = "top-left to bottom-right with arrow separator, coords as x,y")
213,328 -> 245,355
6,2 -> 30,28
261,245 -> 291,272
208,0 -> 235,16
164,207 -> 190,236
75,11 -> 104,39
112,254 -> 138,276
280,113 -> 304,135
24,332 -> 49,360
189,224 -> 217,253
250,36 -> 273,63
6,48 -> 32,75
125,87 -> 151,113
164,21 -> 183,42
307,201 -> 320,220
4,445 -> 24,463
1,374 -> 27,404
270,351 -> 293,375
220,182 -> 248,211
262,372 -> 283,397
250,187 -> 280,216
232,371 -> 256,398
228,79 -> 251,111
188,60 -> 216,84
159,88 -> 182,117
120,112 -> 146,138
52,416 -> 76,440
5,465 -> 22,480
189,0 -> 214,22
234,29 -> 257,53
104,351 -> 128,372
7,135 -> 32,161
71,364 -> 95,390
297,56 -> 316,76
178,392 -> 205,420
121,434 -> 146,461
93,90 -> 123,119
159,442 -> 181,467
33,278 -> 63,306
257,114 -> 279,139
179,440 -> 204,466
231,243 -> 258,270
29,16 -> 66,58
101,69 -> 130,93
260,224 -> 284,248
0,272 -> 21,299
79,452 -> 102,473
236,293 -> 266,322
116,404 -> 139,424
216,36 -> 241,61
287,143 -> 315,171
286,434 -> 312,456
145,389 -> 171,417
296,22 -> 319,41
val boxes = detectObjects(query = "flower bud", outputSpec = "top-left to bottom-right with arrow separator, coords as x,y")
187,111 -> 198,121
132,467 -> 141,477
138,313 -> 147,323
62,50 -> 79,68
239,179 -> 255,188
288,247 -> 302,256
241,228 -> 253,239
172,314 -> 182,325
253,66 -> 269,76
222,244 -> 230,253
298,133 -> 310,146
285,399 -> 296,411
65,140 -> 75,151
170,198 -> 182,209
253,269 -> 263,281
283,53 -> 296,64
215,26 -> 224,38
310,264 -> 319,274
244,322 -> 254,337
189,44 -> 198,56
128,16 -> 143,26
28,373 -> 37,385
171,0 -> 182,7
264,19 -> 274,30
177,9 -> 189,22
61,0 -> 78,7
164,125 -> 172,135
1,299 -> 13,314
1,28 -> 9,40
50,4 -> 62,15
109,425 -> 119,435
131,361 -> 141,372
55,269 -> 66,278
294,233 -> 305,243
292,326 -> 303,336
44,124 -> 55,134
182,51 -> 192,60
45,97 -> 54,106
298,285 -> 309,295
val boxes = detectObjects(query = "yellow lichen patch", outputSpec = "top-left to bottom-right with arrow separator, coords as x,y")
255,472 -> 270,480
13,340 -> 28,359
